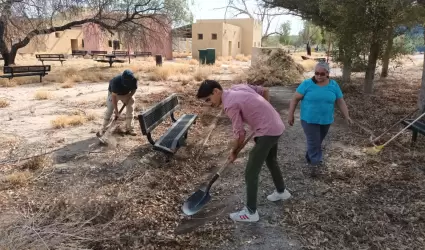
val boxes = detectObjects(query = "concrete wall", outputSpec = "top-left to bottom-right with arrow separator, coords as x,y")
18,17 -> 173,60
191,22 -> 224,59
197,18 -> 262,55
173,37 -> 192,53
19,27 -> 83,54
221,23 -> 242,57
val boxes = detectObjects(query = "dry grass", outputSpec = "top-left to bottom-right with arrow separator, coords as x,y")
60,80 -> 76,88
235,54 -> 250,62
299,59 -> 317,71
0,78 -> 16,87
0,98 -> 9,108
21,155 -> 52,171
173,52 -> 191,58
4,171 -> 32,186
50,110 -> 97,129
51,115 -> 87,129
85,111 -> 97,121
193,66 -> 213,81
34,90 -> 53,100
148,64 -> 191,81
217,56 -> 233,62
0,77 -> 40,87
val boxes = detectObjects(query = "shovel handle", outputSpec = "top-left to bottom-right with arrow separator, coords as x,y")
217,132 -> 255,174
205,132 -> 254,191
114,103 -> 126,120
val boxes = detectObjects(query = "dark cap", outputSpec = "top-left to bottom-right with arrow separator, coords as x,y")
121,69 -> 137,87
196,79 -> 222,98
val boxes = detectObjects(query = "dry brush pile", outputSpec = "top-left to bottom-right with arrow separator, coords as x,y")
235,48 -> 305,86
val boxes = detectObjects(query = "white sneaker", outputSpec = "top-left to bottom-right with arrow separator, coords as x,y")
229,207 -> 259,222
267,189 -> 291,202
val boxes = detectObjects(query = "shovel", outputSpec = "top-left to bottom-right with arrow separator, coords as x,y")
182,132 -> 254,216
97,103 -> 126,144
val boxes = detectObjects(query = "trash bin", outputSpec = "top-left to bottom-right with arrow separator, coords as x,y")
206,48 -> 216,65
155,54 -> 162,66
198,49 -> 207,64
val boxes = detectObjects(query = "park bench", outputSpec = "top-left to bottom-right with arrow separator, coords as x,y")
72,50 -> 88,57
401,118 -> 425,145
112,50 -> 129,57
0,65 -> 51,82
138,93 -> 198,156
134,51 -> 152,57
36,54 -> 66,65
90,51 -> 107,59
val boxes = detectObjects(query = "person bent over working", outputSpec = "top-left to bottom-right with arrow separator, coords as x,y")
97,69 -> 138,137
196,80 -> 291,222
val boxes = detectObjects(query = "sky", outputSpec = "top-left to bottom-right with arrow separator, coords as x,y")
189,0 -> 304,36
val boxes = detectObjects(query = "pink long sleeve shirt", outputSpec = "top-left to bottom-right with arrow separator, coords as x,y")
221,84 -> 285,139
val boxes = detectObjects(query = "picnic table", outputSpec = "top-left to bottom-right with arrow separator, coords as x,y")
94,54 -> 125,67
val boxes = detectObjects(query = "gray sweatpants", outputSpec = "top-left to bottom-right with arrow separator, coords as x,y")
102,91 -> 135,131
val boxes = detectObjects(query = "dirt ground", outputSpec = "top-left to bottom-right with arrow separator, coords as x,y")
0,54 -> 424,249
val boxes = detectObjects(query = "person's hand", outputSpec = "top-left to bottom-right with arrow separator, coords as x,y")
346,117 -> 353,125
114,109 -> 120,120
288,113 -> 294,126
228,151 -> 238,163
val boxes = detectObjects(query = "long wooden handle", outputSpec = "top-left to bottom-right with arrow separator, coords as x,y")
216,132 -> 255,176
372,108 -> 418,142
382,111 -> 425,147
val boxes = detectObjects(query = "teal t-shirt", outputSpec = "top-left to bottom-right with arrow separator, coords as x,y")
296,78 -> 343,125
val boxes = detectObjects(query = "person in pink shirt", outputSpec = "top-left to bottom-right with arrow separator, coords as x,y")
196,80 -> 291,222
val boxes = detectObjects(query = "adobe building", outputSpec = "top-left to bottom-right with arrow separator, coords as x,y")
19,15 -> 173,60
190,18 -> 262,59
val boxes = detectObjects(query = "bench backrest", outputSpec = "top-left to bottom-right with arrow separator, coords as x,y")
138,93 -> 180,135
91,51 -> 107,55
72,50 -> 87,55
113,51 -> 128,56
4,65 -> 51,74
36,54 -> 65,59
135,51 -> 152,56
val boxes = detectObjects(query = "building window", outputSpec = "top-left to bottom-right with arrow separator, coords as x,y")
108,40 -> 112,47
82,39 -> 84,48
55,32 -> 60,38
212,33 -> 217,40
113,40 -> 120,50
198,34 -> 203,40
238,42 -> 240,48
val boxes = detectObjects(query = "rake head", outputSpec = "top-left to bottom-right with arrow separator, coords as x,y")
364,145 -> 384,155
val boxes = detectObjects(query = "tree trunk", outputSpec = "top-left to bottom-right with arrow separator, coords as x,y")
342,57 -> 352,84
419,29 -> 425,113
2,51 -> 16,66
381,27 -> 394,78
364,41 -> 381,94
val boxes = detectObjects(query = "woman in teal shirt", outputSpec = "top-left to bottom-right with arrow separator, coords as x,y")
288,62 -> 352,176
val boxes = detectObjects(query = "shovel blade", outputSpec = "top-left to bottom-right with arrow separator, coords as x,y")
182,189 -> 211,216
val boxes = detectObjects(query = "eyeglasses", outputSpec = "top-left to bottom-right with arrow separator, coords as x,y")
315,72 -> 327,76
